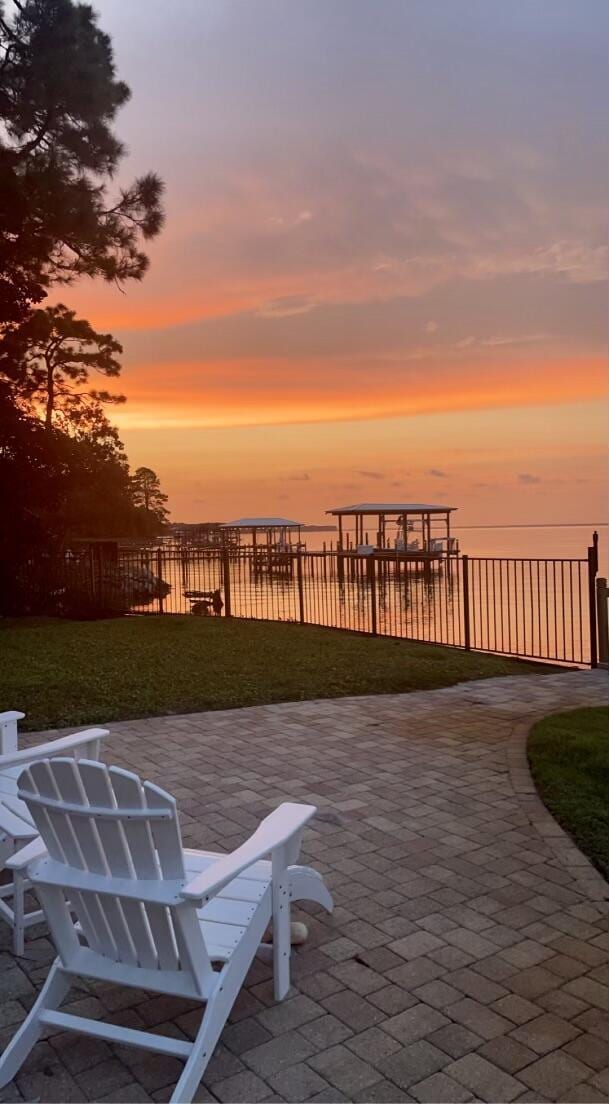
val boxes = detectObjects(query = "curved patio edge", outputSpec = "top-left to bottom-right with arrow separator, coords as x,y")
508,705 -> 608,904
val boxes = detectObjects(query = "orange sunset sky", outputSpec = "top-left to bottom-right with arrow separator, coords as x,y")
64,0 -> 607,525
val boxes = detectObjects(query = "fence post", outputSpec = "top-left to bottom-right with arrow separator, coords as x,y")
588,545 -> 598,668
296,551 -> 305,623
222,548 -> 232,617
368,554 -> 378,635
462,555 -> 471,650
156,548 -> 164,614
89,546 -> 96,603
596,578 -> 608,667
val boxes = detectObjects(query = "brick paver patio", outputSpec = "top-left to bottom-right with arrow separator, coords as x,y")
1,670 -> 607,1103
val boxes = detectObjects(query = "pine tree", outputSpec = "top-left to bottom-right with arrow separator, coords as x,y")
131,466 -> 170,527
0,303 -> 124,428
0,0 -> 164,325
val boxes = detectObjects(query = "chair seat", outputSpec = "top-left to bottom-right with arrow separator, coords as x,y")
0,766 -> 26,782
0,768 -> 37,842
0,798 -> 37,842
184,846 -> 331,965
185,849 -> 271,962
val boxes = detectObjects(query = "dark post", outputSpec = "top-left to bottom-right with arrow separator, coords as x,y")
156,548 -> 164,613
592,530 -> 599,574
297,551 -> 305,623
368,554 -> 378,635
596,578 -> 608,666
337,514 -> 345,583
89,546 -> 96,602
588,544 -> 598,668
462,554 -> 471,650
222,548 -> 232,617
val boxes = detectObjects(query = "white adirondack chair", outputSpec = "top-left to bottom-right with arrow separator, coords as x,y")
0,713 -> 108,954
0,758 -> 333,1103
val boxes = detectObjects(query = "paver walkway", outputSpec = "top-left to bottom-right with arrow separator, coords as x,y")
1,670 -> 607,1104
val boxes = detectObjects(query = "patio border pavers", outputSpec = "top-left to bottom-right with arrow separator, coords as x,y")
507,714 -> 607,905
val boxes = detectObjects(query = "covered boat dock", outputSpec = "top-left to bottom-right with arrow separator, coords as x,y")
220,517 -> 304,550
326,503 -> 459,581
220,517 -> 305,575
326,502 -> 458,553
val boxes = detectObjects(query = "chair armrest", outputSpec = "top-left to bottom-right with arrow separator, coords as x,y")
0,728 -> 109,769
182,802 -> 316,901
6,835 -> 48,871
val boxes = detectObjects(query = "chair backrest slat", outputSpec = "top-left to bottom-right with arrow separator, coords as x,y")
109,769 -> 179,970
51,760 -> 106,874
142,782 -> 186,972
143,782 -> 185,879
109,769 -> 160,878
51,760 -> 130,963
20,767 -> 64,863
77,761 -> 153,967
36,760 -> 121,958
22,763 -> 103,954
51,760 -> 119,959
31,761 -> 84,868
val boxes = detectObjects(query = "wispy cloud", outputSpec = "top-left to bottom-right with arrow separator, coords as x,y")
356,470 -> 385,480
455,333 -> 551,350
480,333 -> 551,347
427,468 -> 448,478
256,295 -> 317,318
266,209 -> 313,229
518,473 -> 541,485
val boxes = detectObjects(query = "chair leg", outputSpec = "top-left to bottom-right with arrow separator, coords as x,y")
170,987 -> 230,1104
172,903 -> 272,1103
12,871 -> 25,957
272,847 -> 291,1001
0,960 -> 70,1088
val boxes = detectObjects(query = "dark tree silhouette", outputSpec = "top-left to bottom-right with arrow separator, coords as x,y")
0,384 -> 161,613
131,466 -> 170,527
0,0 -> 164,325
1,303 -> 124,428
0,0 -> 169,613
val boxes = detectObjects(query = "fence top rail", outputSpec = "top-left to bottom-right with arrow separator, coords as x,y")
464,556 -> 588,564
119,548 -> 589,565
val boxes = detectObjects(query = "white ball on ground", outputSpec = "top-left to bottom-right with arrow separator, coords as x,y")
290,921 -> 308,945
260,921 -> 309,946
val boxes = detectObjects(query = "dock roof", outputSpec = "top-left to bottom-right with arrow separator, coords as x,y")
221,517 -> 302,528
326,503 -> 456,515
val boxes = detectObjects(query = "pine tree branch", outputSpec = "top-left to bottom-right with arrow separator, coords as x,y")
12,110 -> 54,158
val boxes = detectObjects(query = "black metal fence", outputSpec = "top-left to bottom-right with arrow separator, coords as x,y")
88,540 -> 599,666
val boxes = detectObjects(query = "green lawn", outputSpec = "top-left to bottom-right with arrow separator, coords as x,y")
1,616 -> 553,733
528,707 -> 608,878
